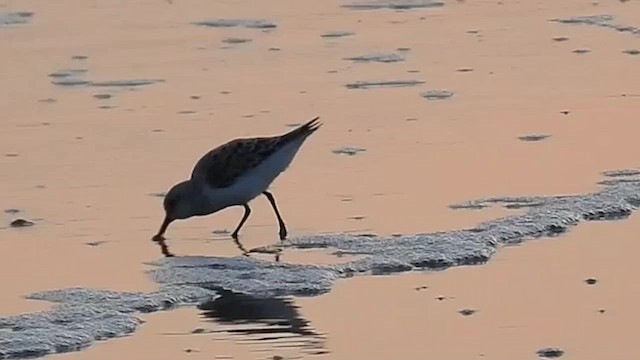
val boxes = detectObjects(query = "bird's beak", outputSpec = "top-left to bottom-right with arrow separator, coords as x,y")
153,216 -> 172,241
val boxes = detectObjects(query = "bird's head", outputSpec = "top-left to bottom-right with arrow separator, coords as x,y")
153,180 -> 199,241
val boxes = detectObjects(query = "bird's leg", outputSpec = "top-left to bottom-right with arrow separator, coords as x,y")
152,216 -> 173,242
262,191 -> 288,240
231,204 -> 252,240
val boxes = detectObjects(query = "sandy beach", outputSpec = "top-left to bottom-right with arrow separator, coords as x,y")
2,0 -> 640,359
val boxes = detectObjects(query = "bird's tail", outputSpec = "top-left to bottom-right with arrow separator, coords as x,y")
280,116 -> 322,143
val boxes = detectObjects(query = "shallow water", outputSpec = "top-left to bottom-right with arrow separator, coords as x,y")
2,174 -> 640,358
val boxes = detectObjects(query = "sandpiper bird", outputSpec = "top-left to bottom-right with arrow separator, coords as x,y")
153,117 -> 321,242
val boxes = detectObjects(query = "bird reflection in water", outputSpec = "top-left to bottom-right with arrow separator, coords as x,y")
198,288 -> 327,355
153,236 -> 176,257
152,236 -> 282,261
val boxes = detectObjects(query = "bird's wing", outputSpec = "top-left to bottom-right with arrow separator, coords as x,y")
191,117 -> 321,188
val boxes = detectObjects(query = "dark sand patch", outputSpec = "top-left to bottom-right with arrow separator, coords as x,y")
342,0 -> 444,10
92,94 -> 113,100
321,31 -> 354,38
221,37 -> 252,44
598,178 -> 640,186
420,90 -> 454,100
332,146 -> 367,156
345,80 -> 424,89
51,79 -> 91,87
48,69 -> 88,79
458,308 -> 476,316
52,77 -> 163,89
602,169 -> 640,177
9,218 -> 34,228
192,19 -> 276,29
343,53 -> 405,63
212,229 -> 230,236
0,12 -> 33,27
518,134 -> 551,142
449,202 -> 488,210
84,241 -> 108,247
91,79 -> 164,87
537,347 -> 564,358
551,14 -> 640,37
348,215 -> 367,220
572,48 -> 590,54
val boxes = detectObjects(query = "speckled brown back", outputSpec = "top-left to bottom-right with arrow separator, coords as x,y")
191,117 -> 321,188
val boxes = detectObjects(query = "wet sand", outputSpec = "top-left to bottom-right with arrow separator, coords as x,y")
300,215 -> 640,359
2,0 -> 640,358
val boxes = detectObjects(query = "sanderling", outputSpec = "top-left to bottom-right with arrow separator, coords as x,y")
153,117 -> 321,243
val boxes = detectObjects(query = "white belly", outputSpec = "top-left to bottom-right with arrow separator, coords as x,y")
205,138 -> 306,208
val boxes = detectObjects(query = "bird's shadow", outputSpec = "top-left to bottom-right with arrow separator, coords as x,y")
197,288 -> 328,354
152,236 -> 282,262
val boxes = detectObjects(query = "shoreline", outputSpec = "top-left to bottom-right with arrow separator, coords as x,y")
3,173 -> 640,359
